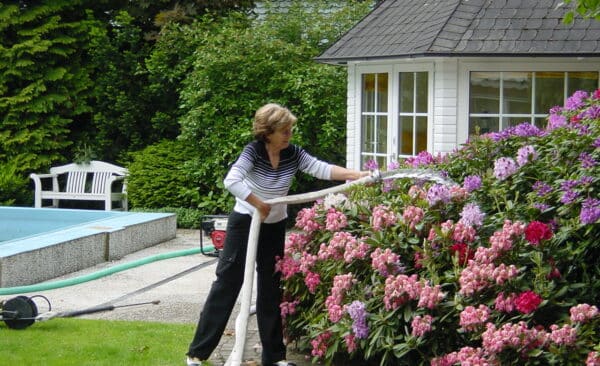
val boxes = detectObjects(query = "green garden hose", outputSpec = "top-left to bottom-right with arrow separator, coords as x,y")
0,245 -> 214,296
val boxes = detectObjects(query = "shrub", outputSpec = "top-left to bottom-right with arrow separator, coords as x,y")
0,160 -> 31,206
279,90 -> 600,365
126,139 -> 204,209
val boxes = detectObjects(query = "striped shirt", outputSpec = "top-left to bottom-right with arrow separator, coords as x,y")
224,141 -> 332,223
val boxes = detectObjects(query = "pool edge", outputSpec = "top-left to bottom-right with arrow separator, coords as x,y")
0,212 -> 176,287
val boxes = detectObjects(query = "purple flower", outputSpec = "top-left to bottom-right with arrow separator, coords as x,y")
459,203 -> 485,227
487,123 -> 541,141
561,180 -> 579,190
547,113 -> 568,131
579,176 -> 594,186
463,175 -> 482,192
565,90 -> 589,110
579,152 -> 596,168
560,189 -> 579,204
493,157 -> 518,180
405,151 -> 435,168
533,181 -> 552,197
516,145 -> 537,166
533,203 -> 550,211
346,300 -> 369,339
512,123 -> 543,138
593,138 -> 600,148
580,198 -> 600,224
387,160 -> 400,170
426,184 -> 451,206
579,105 -> 600,120
363,159 -> 378,170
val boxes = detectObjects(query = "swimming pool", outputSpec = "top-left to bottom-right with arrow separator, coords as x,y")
0,206 -> 176,287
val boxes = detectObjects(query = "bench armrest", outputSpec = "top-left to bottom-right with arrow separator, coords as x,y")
29,173 -> 57,180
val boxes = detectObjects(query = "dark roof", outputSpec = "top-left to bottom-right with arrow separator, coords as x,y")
316,0 -> 600,64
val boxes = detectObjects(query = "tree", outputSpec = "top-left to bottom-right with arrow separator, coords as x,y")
561,0 -> 600,23
0,1 -> 101,173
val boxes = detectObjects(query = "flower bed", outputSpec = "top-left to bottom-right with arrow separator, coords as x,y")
277,90 -> 600,365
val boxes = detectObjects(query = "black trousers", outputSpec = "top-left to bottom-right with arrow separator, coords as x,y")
187,211 -> 287,365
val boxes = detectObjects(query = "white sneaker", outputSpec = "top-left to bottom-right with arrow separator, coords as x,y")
186,356 -> 211,366
273,361 -> 297,366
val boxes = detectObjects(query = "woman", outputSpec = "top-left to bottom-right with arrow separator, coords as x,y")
186,103 -> 368,366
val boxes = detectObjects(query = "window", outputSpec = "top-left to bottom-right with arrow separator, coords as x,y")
359,70 -> 430,169
398,72 -> 428,157
469,71 -> 599,134
360,73 -> 388,169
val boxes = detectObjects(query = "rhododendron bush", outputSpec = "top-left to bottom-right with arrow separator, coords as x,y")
277,90 -> 600,365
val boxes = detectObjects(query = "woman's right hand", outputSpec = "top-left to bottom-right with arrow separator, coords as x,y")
246,193 -> 271,222
256,201 -> 271,222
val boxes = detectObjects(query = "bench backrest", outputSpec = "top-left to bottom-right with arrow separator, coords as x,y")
50,161 -> 127,194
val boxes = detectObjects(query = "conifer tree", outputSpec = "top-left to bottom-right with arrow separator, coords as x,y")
0,0 -> 100,173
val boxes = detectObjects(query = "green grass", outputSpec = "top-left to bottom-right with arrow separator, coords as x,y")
0,318 -> 197,365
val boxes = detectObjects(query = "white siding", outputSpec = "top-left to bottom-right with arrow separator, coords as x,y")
346,64 -> 358,170
432,59 -> 459,154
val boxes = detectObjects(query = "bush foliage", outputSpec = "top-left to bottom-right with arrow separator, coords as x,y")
126,139 -> 200,209
278,90 -> 600,365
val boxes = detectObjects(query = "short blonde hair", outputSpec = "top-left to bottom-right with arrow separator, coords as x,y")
253,103 -> 297,142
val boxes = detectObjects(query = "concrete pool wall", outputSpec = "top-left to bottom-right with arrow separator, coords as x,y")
0,207 -> 176,287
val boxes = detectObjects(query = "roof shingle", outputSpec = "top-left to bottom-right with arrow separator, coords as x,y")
316,0 -> 600,63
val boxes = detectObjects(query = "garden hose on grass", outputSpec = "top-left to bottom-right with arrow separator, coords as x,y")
0,245 -> 215,296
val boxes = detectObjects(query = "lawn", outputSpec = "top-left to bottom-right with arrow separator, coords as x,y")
0,318 -> 195,365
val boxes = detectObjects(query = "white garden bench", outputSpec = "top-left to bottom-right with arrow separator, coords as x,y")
30,160 -> 128,211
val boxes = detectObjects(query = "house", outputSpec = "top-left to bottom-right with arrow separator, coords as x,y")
315,0 -> 600,170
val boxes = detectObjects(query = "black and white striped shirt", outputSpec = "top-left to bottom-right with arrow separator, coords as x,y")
224,141 -> 332,223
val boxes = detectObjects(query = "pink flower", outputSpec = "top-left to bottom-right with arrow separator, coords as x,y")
326,273 -> 355,322
514,290 -> 543,314
343,236 -> 370,263
569,303 -> 599,323
586,351 -> 600,366
402,205 -> 424,230
549,324 -> 577,346
494,292 -> 516,313
280,300 -> 299,319
310,331 -> 332,358
325,208 -> 348,231
304,271 -> 320,294
524,221 -> 553,245
459,304 -> 491,331
383,274 -> 421,310
275,255 -> 301,280
295,206 -> 322,233
371,204 -> 398,231
344,333 -> 357,354
371,247 -> 401,277
318,231 -> 357,261
417,283 -> 445,309
411,314 -> 433,337
452,221 -> 477,243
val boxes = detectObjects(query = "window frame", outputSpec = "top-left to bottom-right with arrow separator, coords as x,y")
457,59 -> 600,142
355,63 -> 433,169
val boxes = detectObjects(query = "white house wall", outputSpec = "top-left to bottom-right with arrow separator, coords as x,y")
345,57 -> 600,171
433,59 -> 459,154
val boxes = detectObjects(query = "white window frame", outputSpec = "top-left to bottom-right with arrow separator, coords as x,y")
354,62 -> 433,169
457,58 -> 600,143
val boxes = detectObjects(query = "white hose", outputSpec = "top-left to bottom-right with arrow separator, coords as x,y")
225,169 -> 455,365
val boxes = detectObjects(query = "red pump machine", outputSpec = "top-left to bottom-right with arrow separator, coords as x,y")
200,215 -> 228,257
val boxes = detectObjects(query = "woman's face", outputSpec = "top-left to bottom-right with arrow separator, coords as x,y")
266,124 -> 294,150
